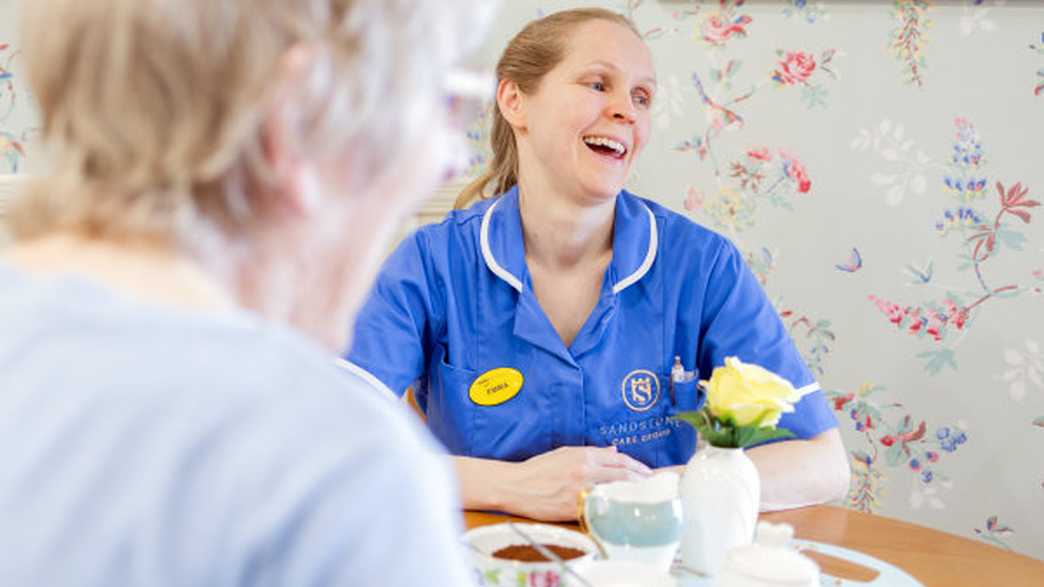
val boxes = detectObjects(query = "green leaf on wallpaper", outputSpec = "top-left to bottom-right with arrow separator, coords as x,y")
770,194 -> 795,210
995,228 -> 1026,252
918,349 -> 958,375
895,415 -> 913,435
944,291 -> 967,307
885,443 -> 905,467
856,403 -> 883,428
1032,416 -> 1044,428
801,85 -> 829,109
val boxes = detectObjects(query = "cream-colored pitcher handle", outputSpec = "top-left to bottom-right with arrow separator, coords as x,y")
577,488 -> 608,559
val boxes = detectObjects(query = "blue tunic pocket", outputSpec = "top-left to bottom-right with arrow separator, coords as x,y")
427,356 -> 480,457
669,379 -> 704,414
664,378 -> 702,464
469,371 -> 550,463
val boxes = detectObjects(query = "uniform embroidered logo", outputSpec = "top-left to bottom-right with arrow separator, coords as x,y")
621,369 -> 660,412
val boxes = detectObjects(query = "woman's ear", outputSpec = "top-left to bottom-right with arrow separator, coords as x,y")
496,78 -> 527,131
258,44 -> 327,219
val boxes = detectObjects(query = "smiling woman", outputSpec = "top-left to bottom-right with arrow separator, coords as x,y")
346,7 -> 850,522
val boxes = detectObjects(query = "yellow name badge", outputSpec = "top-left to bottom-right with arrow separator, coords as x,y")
469,368 -> 524,406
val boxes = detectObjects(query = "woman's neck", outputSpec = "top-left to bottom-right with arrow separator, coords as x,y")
2,232 -> 238,313
516,177 -> 615,272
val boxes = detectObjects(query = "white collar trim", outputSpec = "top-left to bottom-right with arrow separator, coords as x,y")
480,200 -> 523,293
480,198 -> 658,295
334,358 -> 397,401
612,203 -> 658,294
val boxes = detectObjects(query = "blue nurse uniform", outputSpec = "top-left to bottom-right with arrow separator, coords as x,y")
347,187 -> 836,467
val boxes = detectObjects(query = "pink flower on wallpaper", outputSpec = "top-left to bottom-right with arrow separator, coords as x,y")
746,146 -> 772,162
781,151 -> 812,193
773,51 -> 817,85
700,11 -> 752,46
869,295 -> 968,343
683,186 -> 705,212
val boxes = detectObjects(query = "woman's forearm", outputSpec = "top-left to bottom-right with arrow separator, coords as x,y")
745,428 -> 851,512
452,455 -> 519,512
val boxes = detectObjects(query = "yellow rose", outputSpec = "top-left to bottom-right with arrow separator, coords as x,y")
702,357 -> 808,428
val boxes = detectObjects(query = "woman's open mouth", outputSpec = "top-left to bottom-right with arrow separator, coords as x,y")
582,135 -> 628,161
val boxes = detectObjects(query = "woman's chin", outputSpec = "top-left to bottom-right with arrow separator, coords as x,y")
580,183 -> 625,203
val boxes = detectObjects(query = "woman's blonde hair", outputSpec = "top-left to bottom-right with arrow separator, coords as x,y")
454,8 -> 639,209
11,0 -> 483,245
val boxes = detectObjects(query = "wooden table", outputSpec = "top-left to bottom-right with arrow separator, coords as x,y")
465,505 -> 1044,586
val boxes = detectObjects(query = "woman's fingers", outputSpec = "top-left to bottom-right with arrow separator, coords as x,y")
584,462 -> 636,485
587,446 -> 653,476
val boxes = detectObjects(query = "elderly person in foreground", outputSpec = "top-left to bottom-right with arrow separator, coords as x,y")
0,0 -> 488,585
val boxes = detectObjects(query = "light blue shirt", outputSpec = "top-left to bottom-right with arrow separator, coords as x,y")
0,264 -> 476,587
348,188 -> 836,467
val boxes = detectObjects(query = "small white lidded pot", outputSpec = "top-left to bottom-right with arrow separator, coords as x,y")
714,522 -> 820,587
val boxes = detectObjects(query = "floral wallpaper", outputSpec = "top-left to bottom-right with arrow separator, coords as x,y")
472,0 -> 1044,560
0,2 -> 34,176
0,0 -> 1040,562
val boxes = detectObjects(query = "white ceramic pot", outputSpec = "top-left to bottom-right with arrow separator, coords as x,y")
678,446 -> 760,576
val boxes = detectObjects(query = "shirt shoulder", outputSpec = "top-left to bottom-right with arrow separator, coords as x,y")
622,191 -> 737,271
394,194 -> 502,281
413,195 -> 495,241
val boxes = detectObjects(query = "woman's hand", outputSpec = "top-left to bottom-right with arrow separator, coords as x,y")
454,446 -> 652,522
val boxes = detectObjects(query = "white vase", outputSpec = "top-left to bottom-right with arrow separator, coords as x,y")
678,445 -> 760,576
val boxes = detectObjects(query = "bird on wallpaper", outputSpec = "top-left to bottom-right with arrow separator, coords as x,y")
835,247 -> 862,273
904,259 -> 934,285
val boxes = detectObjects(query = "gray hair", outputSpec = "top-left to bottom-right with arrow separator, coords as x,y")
11,0 -> 490,245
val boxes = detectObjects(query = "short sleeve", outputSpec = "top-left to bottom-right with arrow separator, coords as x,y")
346,231 -> 444,397
697,241 -> 836,441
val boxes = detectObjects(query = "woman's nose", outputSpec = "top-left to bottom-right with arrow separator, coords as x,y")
608,92 -> 637,124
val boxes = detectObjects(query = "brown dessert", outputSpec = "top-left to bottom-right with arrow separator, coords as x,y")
491,543 -> 587,562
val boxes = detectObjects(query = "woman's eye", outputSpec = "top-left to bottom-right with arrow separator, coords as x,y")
633,92 -> 651,108
589,81 -> 606,92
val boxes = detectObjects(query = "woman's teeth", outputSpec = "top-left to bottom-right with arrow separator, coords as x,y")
583,136 -> 626,158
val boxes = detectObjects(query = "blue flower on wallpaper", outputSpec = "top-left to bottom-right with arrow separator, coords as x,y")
943,118 -> 988,201
831,385 -> 968,513
952,124 -> 983,167
783,0 -> 827,25
943,177 -> 988,195
934,206 -> 984,234
936,427 -> 968,453
1031,33 -> 1044,96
